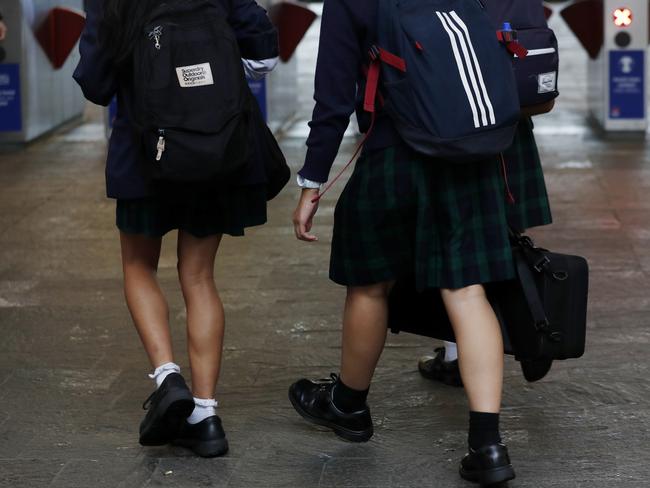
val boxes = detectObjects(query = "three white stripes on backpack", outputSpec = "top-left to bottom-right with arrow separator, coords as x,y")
435,11 -> 496,129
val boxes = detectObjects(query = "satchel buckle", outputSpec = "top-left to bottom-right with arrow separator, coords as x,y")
534,256 -> 551,273
369,45 -> 380,61
549,331 -> 562,343
518,235 -> 535,248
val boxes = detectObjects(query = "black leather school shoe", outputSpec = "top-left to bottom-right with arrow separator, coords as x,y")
139,373 -> 195,446
520,358 -> 554,383
418,348 -> 463,387
288,374 -> 374,443
459,443 -> 516,486
174,416 -> 229,458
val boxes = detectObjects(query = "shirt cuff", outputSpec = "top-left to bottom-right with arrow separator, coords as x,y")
297,175 -> 323,189
242,57 -> 279,81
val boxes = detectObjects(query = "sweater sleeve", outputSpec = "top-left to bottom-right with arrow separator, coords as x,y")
298,0 -> 363,184
72,0 -> 118,106
228,0 -> 279,60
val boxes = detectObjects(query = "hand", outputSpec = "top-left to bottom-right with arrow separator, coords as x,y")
293,188 -> 320,242
0,21 -> 7,41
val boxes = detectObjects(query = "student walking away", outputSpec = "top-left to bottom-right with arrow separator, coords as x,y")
290,0 -> 521,485
420,118 -> 554,386
419,0 -> 559,387
73,0 -> 278,458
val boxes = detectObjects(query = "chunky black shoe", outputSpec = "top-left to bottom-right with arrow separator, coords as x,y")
139,373 -> 195,446
520,358 -> 554,383
174,416 -> 229,458
288,374 -> 374,443
459,443 -> 516,486
418,348 -> 463,387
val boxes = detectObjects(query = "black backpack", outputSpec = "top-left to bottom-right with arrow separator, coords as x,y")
247,91 -> 290,201
485,0 -> 560,115
132,0 -> 251,182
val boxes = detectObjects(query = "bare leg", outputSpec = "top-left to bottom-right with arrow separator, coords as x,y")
339,282 -> 394,391
440,285 -> 504,413
177,231 -> 224,399
120,231 -> 173,368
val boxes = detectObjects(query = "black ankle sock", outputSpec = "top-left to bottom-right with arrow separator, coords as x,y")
468,411 -> 501,450
332,377 -> 369,414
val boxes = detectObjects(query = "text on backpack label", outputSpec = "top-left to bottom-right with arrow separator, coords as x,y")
175,63 -> 214,88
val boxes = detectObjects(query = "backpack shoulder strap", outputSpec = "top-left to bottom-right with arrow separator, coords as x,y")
364,46 -> 406,113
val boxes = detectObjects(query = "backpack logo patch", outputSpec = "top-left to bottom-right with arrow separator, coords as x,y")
537,71 -> 557,94
176,63 -> 214,88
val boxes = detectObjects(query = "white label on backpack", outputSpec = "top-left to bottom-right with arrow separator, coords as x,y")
538,71 -> 557,94
176,63 -> 214,88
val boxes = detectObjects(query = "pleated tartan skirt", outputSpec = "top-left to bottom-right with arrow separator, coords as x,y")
116,183 -> 267,238
329,142 -> 518,290
503,117 -> 553,232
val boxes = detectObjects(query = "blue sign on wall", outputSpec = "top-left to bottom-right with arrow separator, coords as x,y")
610,50 -> 645,120
0,64 -> 23,132
247,78 -> 267,123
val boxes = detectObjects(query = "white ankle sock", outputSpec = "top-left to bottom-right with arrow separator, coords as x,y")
148,362 -> 181,389
187,397 -> 218,425
443,342 -> 458,362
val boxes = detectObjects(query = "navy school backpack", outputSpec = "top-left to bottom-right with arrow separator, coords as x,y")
485,0 -> 560,115
366,0 -> 521,160
131,0 -> 251,182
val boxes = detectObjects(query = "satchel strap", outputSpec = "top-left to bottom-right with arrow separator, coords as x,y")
515,251 -> 550,332
510,229 -> 562,343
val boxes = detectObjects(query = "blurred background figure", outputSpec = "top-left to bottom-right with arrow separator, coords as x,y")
0,9 -> 8,40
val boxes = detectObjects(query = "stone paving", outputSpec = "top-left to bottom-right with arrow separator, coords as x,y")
1,8 -> 650,488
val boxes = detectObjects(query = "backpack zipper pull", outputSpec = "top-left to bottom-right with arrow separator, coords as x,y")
156,131 -> 166,161
148,26 -> 163,50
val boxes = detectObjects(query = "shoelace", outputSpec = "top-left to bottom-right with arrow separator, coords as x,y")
316,373 -> 339,392
142,390 -> 157,411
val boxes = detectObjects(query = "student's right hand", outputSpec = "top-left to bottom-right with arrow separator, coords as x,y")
293,189 -> 320,242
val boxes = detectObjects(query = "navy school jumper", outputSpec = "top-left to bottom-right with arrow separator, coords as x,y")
298,0 -> 401,184
74,0 -> 279,200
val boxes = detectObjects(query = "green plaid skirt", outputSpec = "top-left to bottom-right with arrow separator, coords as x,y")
504,117 -> 553,231
116,184 -> 267,238
330,145 -> 516,290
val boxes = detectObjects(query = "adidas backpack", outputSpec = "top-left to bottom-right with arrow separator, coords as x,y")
485,0 -> 560,115
366,0 -> 521,160
132,0 -> 251,182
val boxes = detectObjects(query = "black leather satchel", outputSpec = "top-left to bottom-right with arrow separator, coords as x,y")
387,281 -> 515,354
494,232 -> 589,361
388,232 -> 589,362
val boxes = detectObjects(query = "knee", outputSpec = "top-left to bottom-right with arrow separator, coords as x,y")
177,260 -> 213,289
347,281 -> 395,301
122,256 -> 158,283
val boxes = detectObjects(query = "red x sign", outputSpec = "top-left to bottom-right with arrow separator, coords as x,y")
613,7 -> 633,27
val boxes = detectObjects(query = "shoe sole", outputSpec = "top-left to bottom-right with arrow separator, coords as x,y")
173,437 -> 229,458
288,389 -> 373,443
139,396 -> 195,446
459,464 -> 516,486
